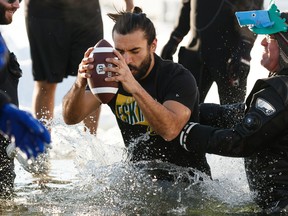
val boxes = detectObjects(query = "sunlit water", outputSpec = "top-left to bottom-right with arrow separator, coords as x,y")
0,106 -> 260,215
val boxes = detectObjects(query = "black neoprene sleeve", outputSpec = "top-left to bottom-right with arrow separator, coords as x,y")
182,85 -> 288,157
0,90 -> 11,109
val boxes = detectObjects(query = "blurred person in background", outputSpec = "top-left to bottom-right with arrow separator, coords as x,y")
0,0 -> 51,198
24,0 -> 104,135
24,0 -> 134,135
161,0 -> 263,104
179,11 -> 288,213
23,0 -> 134,175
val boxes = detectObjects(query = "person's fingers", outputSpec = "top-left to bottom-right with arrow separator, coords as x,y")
34,136 -> 45,154
84,47 -> 94,58
16,133 -> 35,159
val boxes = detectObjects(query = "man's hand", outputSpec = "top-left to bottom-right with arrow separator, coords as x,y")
104,49 -> 140,94
76,47 -> 95,87
227,56 -> 250,87
161,35 -> 182,61
125,0 -> 134,12
227,40 -> 252,87
0,104 -> 51,159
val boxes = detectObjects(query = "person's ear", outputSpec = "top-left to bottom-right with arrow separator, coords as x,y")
151,39 -> 157,51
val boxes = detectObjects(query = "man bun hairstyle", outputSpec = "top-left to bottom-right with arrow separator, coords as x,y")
107,7 -> 156,45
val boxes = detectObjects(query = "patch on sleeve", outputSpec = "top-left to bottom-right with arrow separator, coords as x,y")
256,98 -> 276,116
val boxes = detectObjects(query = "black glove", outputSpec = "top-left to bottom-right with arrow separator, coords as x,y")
199,103 -> 245,128
227,40 -> 253,87
161,34 -> 182,61
180,81 -> 288,157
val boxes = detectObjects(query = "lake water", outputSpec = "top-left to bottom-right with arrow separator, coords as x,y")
0,106 -> 255,215
0,0 -> 287,215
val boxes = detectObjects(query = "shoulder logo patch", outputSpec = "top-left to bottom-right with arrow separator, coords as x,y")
256,98 -> 276,116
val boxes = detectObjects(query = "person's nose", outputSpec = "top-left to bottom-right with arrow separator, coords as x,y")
122,53 -> 132,64
260,36 -> 268,47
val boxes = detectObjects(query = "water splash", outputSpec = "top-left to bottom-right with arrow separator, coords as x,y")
8,107 -> 262,215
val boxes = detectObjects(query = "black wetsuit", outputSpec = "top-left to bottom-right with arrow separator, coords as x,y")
182,69 -> 288,213
0,50 -> 22,198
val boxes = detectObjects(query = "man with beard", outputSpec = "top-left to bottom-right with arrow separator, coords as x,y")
0,0 -> 51,198
62,7 -> 211,180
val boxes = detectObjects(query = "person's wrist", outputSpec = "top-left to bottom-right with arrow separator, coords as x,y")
74,77 -> 87,89
169,35 -> 182,46
171,35 -> 182,44
180,122 -> 199,151
125,2 -> 134,12
1,104 -> 18,115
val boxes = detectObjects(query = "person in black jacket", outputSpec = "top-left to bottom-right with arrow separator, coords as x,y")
161,0 -> 263,104
0,0 -> 51,199
0,0 -> 23,198
179,12 -> 288,213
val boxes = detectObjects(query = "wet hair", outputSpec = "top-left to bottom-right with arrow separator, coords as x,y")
107,7 -> 156,45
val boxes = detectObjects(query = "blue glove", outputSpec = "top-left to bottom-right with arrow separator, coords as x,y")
0,104 -> 51,159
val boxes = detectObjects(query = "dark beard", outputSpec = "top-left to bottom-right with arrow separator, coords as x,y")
128,52 -> 152,81
0,6 -> 8,24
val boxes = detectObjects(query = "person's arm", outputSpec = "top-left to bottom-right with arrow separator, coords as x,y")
62,47 -> 101,125
161,0 -> 191,60
132,84 -> 191,141
226,0 -> 264,86
199,102 -> 245,129
180,83 -> 288,157
124,0 -> 134,12
172,0 -> 191,39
